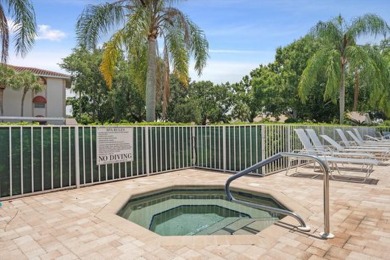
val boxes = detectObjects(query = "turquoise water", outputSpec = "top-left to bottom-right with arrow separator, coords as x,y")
117,188 -> 285,236
150,205 -> 250,236
153,212 -> 224,236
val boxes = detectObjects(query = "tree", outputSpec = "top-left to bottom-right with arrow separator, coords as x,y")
76,0 -> 209,122
229,76 -> 261,123
164,76 -> 199,123
350,44 -> 389,113
363,40 -> 390,117
61,47 -> 145,123
61,47 -> 112,123
0,0 -> 37,63
272,36 -> 339,122
298,14 -> 389,124
0,65 -> 16,115
249,64 -> 285,119
189,81 -> 232,125
12,71 -> 44,116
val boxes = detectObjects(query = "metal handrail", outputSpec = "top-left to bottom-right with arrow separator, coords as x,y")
225,152 -> 334,239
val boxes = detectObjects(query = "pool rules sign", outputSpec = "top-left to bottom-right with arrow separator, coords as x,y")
96,127 -> 134,165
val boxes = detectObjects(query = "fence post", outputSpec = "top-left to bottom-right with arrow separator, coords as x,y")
261,125 -> 266,161
222,126 -> 226,172
75,126 -> 80,188
145,126 -> 150,176
287,125 -> 291,152
192,126 -> 196,166
9,127 -> 13,196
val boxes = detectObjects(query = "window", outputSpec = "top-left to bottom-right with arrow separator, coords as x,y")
33,95 -> 47,109
34,103 -> 46,108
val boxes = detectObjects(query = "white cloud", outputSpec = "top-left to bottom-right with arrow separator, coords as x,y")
7,19 -> 66,42
36,25 -> 67,41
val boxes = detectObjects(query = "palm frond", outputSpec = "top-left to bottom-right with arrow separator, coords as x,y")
187,20 -> 208,74
348,14 -> 390,39
160,7 -> 189,44
323,50 -> 341,102
12,70 -> 43,91
378,92 -> 390,116
159,7 -> 208,76
165,27 -> 189,85
0,6 -> 9,63
346,45 -> 389,110
310,18 -> 343,49
298,48 -> 332,102
7,0 -> 37,58
347,45 -> 380,82
0,64 -> 15,87
76,2 -> 125,49
124,8 -> 149,94
100,31 -> 125,89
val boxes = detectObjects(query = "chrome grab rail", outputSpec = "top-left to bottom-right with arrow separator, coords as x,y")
224,152 -> 334,239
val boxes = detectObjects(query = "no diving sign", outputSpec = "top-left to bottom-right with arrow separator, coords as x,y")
96,127 -> 134,165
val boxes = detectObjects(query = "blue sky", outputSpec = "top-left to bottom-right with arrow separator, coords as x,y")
8,0 -> 390,84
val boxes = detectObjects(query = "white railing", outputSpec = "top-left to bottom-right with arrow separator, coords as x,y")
0,124 -> 387,199
0,116 -> 65,125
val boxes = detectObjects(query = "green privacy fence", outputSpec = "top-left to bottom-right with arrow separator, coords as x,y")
0,124 -> 387,199
0,127 -> 77,198
0,126 -> 193,198
195,125 -> 263,172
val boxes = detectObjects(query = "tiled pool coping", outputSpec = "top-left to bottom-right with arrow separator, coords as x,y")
96,182 -> 313,245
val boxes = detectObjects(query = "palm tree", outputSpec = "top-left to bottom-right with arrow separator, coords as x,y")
298,14 -> 389,124
0,64 -> 16,115
351,45 -> 389,113
12,71 -> 45,116
0,0 -> 37,63
76,0 -> 208,122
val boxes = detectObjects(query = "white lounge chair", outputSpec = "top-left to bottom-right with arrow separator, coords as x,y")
305,129 -> 375,159
352,128 -> 390,145
291,129 -> 378,181
336,129 -> 390,154
320,134 -> 389,161
357,128 -> 390,141
347,130 -> 390,147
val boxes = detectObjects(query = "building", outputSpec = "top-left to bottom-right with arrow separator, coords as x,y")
2,65 -> 71,124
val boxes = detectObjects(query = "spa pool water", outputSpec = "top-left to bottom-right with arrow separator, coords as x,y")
117,187 -> 286,236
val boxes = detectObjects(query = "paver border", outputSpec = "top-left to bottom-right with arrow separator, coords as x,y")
96,181 -> 318,246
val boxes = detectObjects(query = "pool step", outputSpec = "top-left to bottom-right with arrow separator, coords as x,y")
195,217 -> 240,235
195,217 -> 279,235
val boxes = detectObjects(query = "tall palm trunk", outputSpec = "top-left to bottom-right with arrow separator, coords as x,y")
162,68 -> 169,120
0,87 -> 4,116
339,61 -> 346,124
353,68 -> 359,111
21,89 -> 28,117
146,37 -> 157,122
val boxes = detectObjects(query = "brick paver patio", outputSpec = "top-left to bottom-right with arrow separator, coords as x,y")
1,163 -> 390,259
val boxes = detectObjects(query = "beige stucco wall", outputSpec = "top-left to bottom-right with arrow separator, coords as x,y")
46,78 -> 66,118
3,87 -> 32,116
2,77 -> 66,119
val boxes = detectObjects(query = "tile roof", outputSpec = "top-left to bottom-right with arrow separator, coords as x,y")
8,64 -> 71,79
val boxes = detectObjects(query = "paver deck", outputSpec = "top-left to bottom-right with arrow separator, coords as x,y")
1,163 -> 390,259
